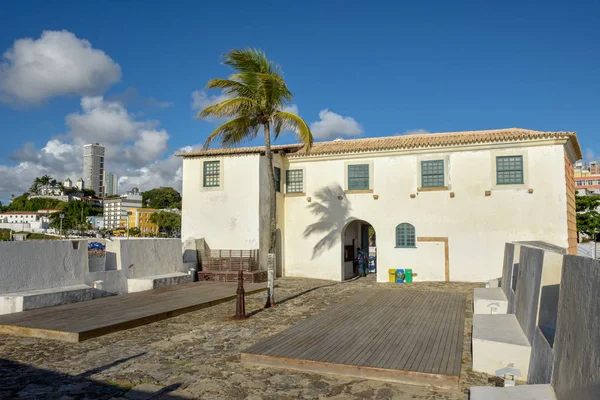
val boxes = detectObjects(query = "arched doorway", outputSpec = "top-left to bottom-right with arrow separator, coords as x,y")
342,219 -> 376,280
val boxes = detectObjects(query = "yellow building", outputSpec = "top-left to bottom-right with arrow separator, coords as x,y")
127,208 -> 159,235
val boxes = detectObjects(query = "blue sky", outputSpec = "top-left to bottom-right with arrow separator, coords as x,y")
0,0 -> 598,201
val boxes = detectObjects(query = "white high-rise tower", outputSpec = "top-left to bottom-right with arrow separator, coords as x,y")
83,143 -> 105,197
105,173 -> 118,196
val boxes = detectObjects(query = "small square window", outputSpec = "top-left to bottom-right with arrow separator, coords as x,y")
274,167 -> 281,193
348,164 -> 370,190
286,169 -> 303,194
203,161 -> 220,187
496,156 -> 524,185
421,160 -> 445,187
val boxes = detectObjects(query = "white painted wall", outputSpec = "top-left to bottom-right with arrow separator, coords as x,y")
0,240 -> 88,293
182,154 -> 261,250
284,143 -> 569,282
181,141 -> 571,283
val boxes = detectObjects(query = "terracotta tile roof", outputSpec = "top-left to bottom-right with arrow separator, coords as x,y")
290,128 -> 582,158
176,144 -> 304,158
177,128 -> 582,159
0,211 -> 38,215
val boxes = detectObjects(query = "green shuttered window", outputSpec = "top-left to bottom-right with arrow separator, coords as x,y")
348,164 -> 370,190
286,169 -> 303,193
396,223 -> 416,248
203,161 -> 220,187
421,160 -> 445,187
274,167 -> 281,193
496,156 -> 524,185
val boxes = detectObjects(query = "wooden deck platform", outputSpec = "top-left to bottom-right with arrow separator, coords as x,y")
242,289 -> 466,389
0,281 -> 267,343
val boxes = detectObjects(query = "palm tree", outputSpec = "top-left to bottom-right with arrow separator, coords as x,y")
198,49 -> 313,307
39,175 -> 52,186
29,177 -> 41,194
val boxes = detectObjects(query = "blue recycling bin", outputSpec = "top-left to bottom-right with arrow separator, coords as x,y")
395,269 -> 405,283
369,256 -> 376,273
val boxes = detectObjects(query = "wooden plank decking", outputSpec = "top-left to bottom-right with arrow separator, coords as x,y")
0,281 -> 267,343
242,289 -> 465,389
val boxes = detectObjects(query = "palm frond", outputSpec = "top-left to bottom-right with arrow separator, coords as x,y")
206,78 -> 253,98
204,116 -> 262,148
197,97 -> 260,119
273,111 -> 313,150
223,48 -> 274,74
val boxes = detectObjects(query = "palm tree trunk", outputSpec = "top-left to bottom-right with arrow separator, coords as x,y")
264,122 -> 277,308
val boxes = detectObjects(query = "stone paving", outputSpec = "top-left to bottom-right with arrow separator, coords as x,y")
0,276 -> 496,399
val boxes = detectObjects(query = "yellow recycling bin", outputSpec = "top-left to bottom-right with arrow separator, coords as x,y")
388,269 -> 396,283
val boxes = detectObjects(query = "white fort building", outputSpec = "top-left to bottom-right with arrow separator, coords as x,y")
179,128 -> 581,283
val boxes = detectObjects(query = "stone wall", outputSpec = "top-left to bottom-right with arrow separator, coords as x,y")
514,246 -> 544,344
0,240 -> 88,293
552,255 -> 600,400
1,239 -> 186,297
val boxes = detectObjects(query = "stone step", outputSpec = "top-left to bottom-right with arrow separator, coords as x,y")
0,284 -> 94,315
473,314 -> 532,381
474,287 -> 508,314
127,272 -> 192,293
470,384 -> 556,400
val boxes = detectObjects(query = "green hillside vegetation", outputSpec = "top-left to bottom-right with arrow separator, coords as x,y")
4,193 -> 67,212
49,201 -> 102,232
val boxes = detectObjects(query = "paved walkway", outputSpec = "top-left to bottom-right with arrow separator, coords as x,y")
0,281 -> 267,342
0,277 -> 494,399
243,289 -> 465,388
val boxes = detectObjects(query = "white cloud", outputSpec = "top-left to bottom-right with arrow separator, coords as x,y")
123,129 -> 170,168
281,104 -> 299,115
0,96 -> 183,200
66,96 -> 142,146
309,109 -> 363,139
1,139 -> 82,199
191,89 -> 232,112
0,30 -> 121,104
1,137 -> 184,200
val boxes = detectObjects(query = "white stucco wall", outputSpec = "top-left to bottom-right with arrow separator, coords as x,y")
0,240 -> 88,293
284,143 -> 569,282
180,141 -> 572,283
182,154 -> 261,249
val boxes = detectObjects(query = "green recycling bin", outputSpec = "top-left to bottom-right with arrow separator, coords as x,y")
405,269 -> 413,283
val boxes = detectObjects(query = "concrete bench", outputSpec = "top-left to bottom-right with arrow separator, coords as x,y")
473,314 -> 532,381
127,272 -> 192,293
470,384 -> 556,400
0,284 -> 94,315
474,287 -> 508,314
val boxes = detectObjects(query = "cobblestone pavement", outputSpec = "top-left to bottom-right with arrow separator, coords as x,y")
0,277 -> 496,399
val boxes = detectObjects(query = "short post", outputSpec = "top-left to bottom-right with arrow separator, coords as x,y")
233,269 -> 246,319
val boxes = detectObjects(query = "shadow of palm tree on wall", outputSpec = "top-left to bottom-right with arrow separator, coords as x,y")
303,184 -> 352,259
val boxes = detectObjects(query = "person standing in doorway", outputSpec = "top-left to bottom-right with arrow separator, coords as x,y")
356,248 -> 367,277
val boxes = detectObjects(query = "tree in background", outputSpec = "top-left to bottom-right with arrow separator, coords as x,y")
49,201 -> 99,233
128,227 -> 141,237
198,48 -> 313,307
142,187 -> 182,209
149,211 -> 181,236
5,193 -> 67,212
576,194 -> 600,258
